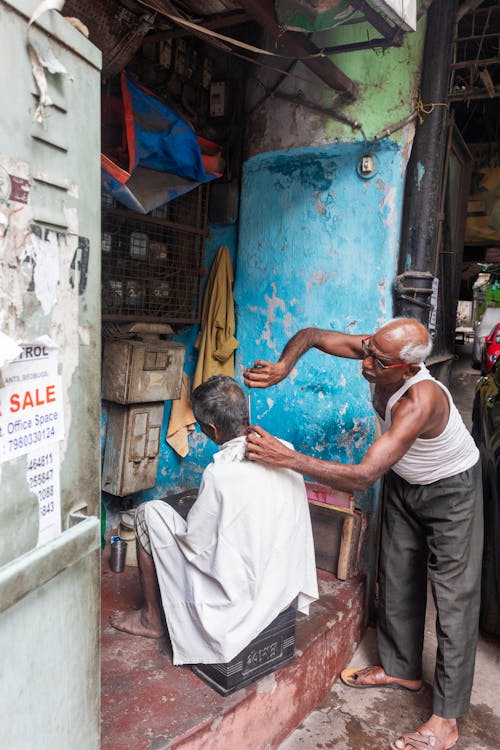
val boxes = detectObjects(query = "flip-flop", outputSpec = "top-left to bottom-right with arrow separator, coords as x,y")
340,666 -> 421,692
389,730 -> 457,750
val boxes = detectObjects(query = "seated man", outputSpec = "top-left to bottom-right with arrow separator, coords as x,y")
110,375 -> 318,665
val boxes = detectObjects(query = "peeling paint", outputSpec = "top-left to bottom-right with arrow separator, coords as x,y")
378,183 -> 398,230
283,311 -> 293,337
306,269 -> 331,293
79,327 -> 90,346
256,673 -> 277,695
257,397 -> 275,420
256,282 -> 287,355
401,122 -> 416,167
25,232 -> 59,315
314,192 -> 325,216
210,715 -> 223,731
416,161 -> 425,190
378,279 -> 387,314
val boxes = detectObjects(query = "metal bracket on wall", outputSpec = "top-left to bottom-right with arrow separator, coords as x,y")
394,271 -> 435,310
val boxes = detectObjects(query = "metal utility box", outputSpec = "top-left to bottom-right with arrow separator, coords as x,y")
102,338 -> 185,404
102,402 -> 164,496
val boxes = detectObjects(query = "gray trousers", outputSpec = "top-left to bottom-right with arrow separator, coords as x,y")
377,461 -> 483,718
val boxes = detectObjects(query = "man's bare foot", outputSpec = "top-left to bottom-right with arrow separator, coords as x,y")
109,609 -> 164,638
391,715 -> 458,750
341,665 -> 422,692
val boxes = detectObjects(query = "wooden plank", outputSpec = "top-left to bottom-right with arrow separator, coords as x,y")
308,501 -> 364,579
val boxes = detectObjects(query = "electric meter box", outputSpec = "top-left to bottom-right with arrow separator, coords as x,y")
102,402 -> 164,496
102,339 -> 185,404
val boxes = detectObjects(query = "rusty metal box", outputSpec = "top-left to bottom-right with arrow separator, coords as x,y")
192,606 -> 296,696
102,339 -> 185,404
102,402 -> 164,496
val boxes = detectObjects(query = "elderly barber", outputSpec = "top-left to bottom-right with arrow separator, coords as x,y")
244,317 -> 481,750
110,375 -> 318,666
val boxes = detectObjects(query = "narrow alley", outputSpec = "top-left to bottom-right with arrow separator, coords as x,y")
279,343 -> 500,750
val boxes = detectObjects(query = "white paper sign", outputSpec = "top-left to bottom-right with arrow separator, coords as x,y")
27,444 -> 62,546
0,375 -> 64,462
0,341 -> 64,462
1,338 -> 58,382
0,341 -> 64,545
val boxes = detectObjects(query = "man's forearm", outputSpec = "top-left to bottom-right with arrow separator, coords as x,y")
279,328 -> 364,370
278,328 -> 320,373
286,450 -> 379,493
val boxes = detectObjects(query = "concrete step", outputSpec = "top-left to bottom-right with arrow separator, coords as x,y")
101,553 -> 367,750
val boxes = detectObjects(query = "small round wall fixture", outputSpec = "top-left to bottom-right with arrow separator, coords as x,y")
356,154 -> 377,180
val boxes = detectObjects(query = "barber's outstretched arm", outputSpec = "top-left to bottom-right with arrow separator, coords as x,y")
243,327 -> 366,389
246,397 -> 429,492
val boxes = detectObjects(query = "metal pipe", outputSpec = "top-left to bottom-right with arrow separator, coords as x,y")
321,37 -> 400,55
273,91 -> 362,130
396,0 -> 458,327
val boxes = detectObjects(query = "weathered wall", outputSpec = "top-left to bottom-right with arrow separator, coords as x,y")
246,16 -> 425,154
233,141 -> 406,572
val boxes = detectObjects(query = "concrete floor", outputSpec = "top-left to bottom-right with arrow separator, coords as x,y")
279,344 -> 500,750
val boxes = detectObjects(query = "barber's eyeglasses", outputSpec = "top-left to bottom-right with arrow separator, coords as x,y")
361,338 -> 408,370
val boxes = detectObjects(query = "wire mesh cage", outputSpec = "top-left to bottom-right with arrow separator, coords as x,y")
101,185 -> 209,323
63,0 -> 154,77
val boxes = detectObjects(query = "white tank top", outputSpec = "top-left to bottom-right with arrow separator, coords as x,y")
374,364 -> 479,485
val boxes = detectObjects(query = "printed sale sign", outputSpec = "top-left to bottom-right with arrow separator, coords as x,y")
0,341 -> 65,545
0,376 -> 64,461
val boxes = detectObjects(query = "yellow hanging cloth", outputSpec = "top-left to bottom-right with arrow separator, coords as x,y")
166,373 -> 196,458
193,245 -> 239,389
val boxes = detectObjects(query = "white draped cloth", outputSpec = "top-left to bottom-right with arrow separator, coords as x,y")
145,435 -> 319,665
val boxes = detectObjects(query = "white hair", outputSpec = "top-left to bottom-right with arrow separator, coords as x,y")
399,339 -> 433,363
379,317 -> 433,364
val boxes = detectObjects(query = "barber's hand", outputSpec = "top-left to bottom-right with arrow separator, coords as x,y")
243,360 -> 287,388
246,425 -> 295,468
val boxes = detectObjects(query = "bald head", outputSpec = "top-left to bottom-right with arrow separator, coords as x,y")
376,318 -> 432,364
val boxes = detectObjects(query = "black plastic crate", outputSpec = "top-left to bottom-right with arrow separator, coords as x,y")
191,606 -> 296,696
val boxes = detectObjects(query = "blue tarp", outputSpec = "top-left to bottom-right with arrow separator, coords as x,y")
102,72 -> 220,213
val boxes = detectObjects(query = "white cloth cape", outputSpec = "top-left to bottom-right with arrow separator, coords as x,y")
145,436 -> 319,665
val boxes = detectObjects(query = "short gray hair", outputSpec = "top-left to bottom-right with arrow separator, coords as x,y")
191,376 -> 249,441
399,338 -> 433,363
379,317 -> 433,363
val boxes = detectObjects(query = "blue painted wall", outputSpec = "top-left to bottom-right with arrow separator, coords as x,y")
232,140 -> 406,574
